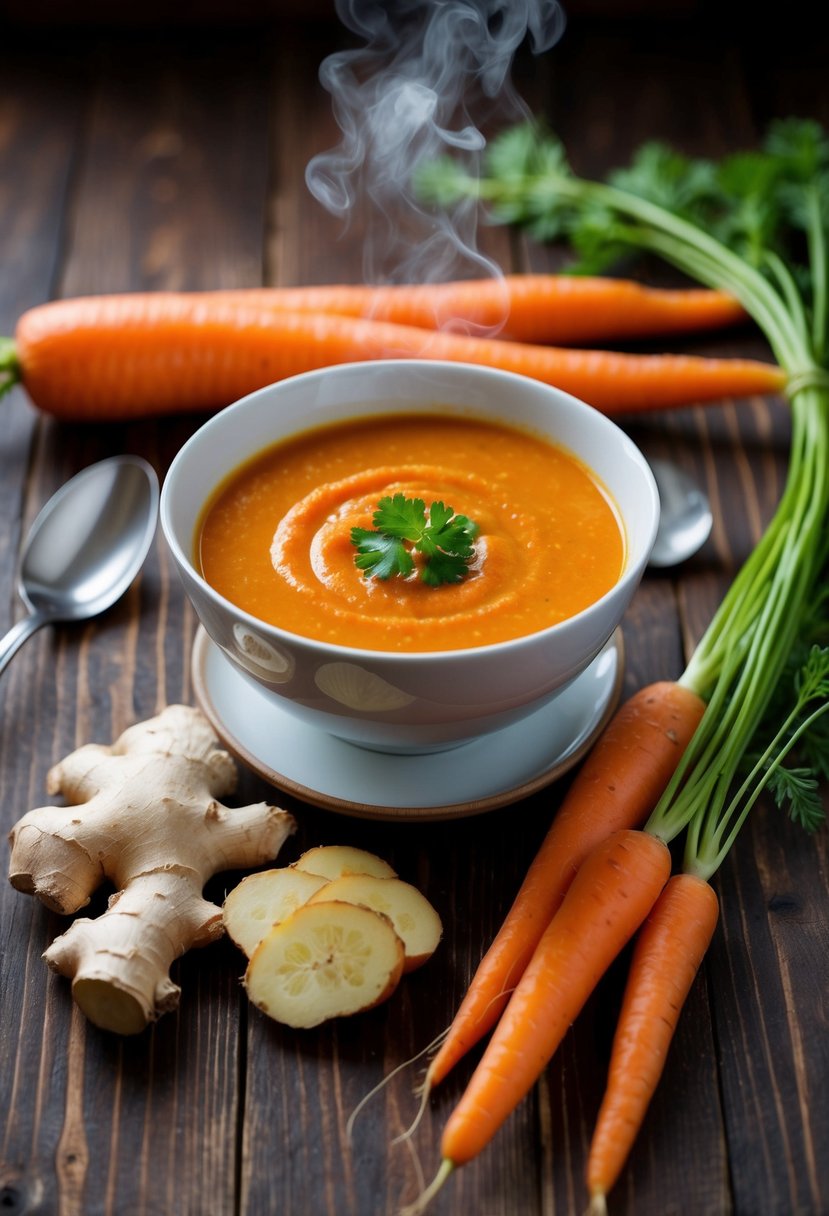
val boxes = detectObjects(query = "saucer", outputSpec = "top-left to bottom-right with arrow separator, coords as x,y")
191,626 -> 624,822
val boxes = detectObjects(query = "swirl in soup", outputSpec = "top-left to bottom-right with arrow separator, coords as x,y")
197,411 -> 625,653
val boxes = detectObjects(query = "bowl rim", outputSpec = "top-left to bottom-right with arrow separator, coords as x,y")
160,359 -> 660,664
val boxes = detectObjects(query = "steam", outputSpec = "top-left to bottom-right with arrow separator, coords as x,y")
306,0 -> 565,293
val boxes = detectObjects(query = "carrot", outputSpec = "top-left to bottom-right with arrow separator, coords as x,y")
213,274 -> 749,344
423,681 -> 706,1096
586,873 -> 719,1216
4,293 -> 785,422
405,830 -> 672,1214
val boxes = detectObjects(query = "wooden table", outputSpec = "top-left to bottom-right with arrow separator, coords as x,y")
1,10 -> 827,1216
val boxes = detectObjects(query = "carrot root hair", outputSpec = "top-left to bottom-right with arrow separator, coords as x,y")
392,1074 -> 433,1147
399,1158 -> 454,1216
399,1129 -> 427,1208
346,1027 -> 449,1145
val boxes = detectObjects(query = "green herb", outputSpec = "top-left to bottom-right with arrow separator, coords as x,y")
351,494 -> 477,586
419,119 -> 829,875
690,644 -> 829,869
745,588 -> 829,814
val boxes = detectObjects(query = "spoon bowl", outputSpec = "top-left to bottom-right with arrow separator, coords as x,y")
0,456 -> 159,677
648,458 -> 713,568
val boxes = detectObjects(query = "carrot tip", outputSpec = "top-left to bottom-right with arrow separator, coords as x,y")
399,1158 -> 454,1216
586,1192 -> 608,1216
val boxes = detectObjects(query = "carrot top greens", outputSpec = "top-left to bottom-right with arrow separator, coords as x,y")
419,119 -> 829,876
351,493 -> 478,586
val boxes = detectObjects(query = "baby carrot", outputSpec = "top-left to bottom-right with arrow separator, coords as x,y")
406,830 -> 672,1213
423,681 -> 706,1095
6,293 -> 785,422
215,274 -> 749,344
586,873 -> 720,1215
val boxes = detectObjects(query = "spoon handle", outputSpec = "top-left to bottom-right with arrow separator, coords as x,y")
0,613 -> 48,678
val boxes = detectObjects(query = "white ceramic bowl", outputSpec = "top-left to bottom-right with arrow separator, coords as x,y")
161,361 -> 659,753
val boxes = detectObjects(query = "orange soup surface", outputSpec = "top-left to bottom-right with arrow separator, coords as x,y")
197,412 -> 625,653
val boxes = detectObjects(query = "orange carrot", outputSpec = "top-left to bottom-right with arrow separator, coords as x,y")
6,293 -> 785,422
423,681 -> 705,1095
586,873 -> 720,1215
215,274 -> 749,344
406,831 -> 672,1212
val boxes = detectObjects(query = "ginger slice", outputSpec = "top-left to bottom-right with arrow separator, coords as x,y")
8,704 -> 295,1034
223,867 -> 328,957
308,875 -> 442,972
244,900 -> 404,1028
292,844 -> 396,881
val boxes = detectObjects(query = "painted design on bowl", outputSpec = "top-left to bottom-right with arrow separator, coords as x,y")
314,661 -> 416,711
232,623 -> 295,682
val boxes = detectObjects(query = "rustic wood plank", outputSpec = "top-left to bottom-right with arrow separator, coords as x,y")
0,40 -> 91,1216
0,44 -> 82,599
1,29 -> 272,1216
60,32 -> 269,295
712,806 -> 829,1216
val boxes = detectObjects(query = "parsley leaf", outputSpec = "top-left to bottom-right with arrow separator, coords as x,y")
351,494 -> 477,585
350,528 -> 414,580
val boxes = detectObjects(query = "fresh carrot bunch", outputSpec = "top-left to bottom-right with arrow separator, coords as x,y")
0,275 -> 785,422
396,120 -> 829,1214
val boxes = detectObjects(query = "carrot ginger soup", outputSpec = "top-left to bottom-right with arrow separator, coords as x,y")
197,412 -> 625,653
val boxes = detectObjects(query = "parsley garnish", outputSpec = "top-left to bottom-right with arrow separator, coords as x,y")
351,494 -> 478,586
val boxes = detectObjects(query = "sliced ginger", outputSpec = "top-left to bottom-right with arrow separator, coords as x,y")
223,867 -> 329,957
244,900 -> 405,1028
226,845 -> 442,1026
292,844 -> 396,881
308,875 -> 442,972
7,705 -> 295,1034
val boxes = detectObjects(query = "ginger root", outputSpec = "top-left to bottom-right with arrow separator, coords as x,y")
8,704 -> 295,1034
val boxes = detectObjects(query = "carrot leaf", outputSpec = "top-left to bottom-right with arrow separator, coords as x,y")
765,764 -> 826,832
739,645 -> 829,834
351,494 -> 477,585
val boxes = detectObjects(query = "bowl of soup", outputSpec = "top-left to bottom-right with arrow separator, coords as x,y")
161,360 -> 659,752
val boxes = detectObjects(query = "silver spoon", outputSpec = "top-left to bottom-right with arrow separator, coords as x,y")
648,458 -> 713,568
0,455 -> 159,677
